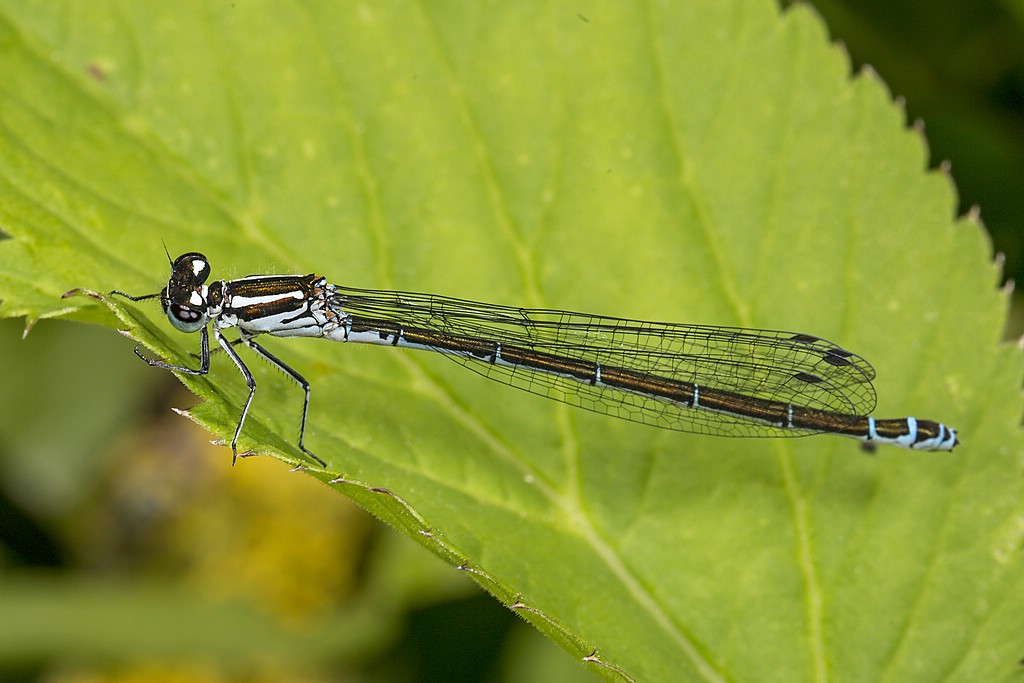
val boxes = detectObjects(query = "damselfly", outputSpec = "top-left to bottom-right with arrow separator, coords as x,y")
99,252 -> 959,465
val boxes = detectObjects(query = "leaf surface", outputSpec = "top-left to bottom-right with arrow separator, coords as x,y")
0,2 -> 1020,680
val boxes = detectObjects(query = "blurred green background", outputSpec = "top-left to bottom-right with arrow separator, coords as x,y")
1,1 -> 1021,681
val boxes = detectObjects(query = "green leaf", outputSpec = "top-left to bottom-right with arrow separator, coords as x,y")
1,1 -> 1021,681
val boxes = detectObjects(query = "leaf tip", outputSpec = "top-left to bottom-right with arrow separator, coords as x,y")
61,287 -> 104,301
21,317 -> 37,339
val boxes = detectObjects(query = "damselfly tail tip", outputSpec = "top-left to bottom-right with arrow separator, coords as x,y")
939,424 -> 960,451
917,424 -> 959,452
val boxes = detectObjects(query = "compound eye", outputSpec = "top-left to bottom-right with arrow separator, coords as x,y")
167,303 -> 207,333
173,252 -> 211,285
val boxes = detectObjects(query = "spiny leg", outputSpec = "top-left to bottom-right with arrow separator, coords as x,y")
215,328 -> 258,465
136,325 -> 212,374
109,289 -> 161,302
244,337 -> 326,467
108,290 -> 214,375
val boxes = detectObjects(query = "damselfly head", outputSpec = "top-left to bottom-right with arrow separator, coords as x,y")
162,252 -> 212,334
